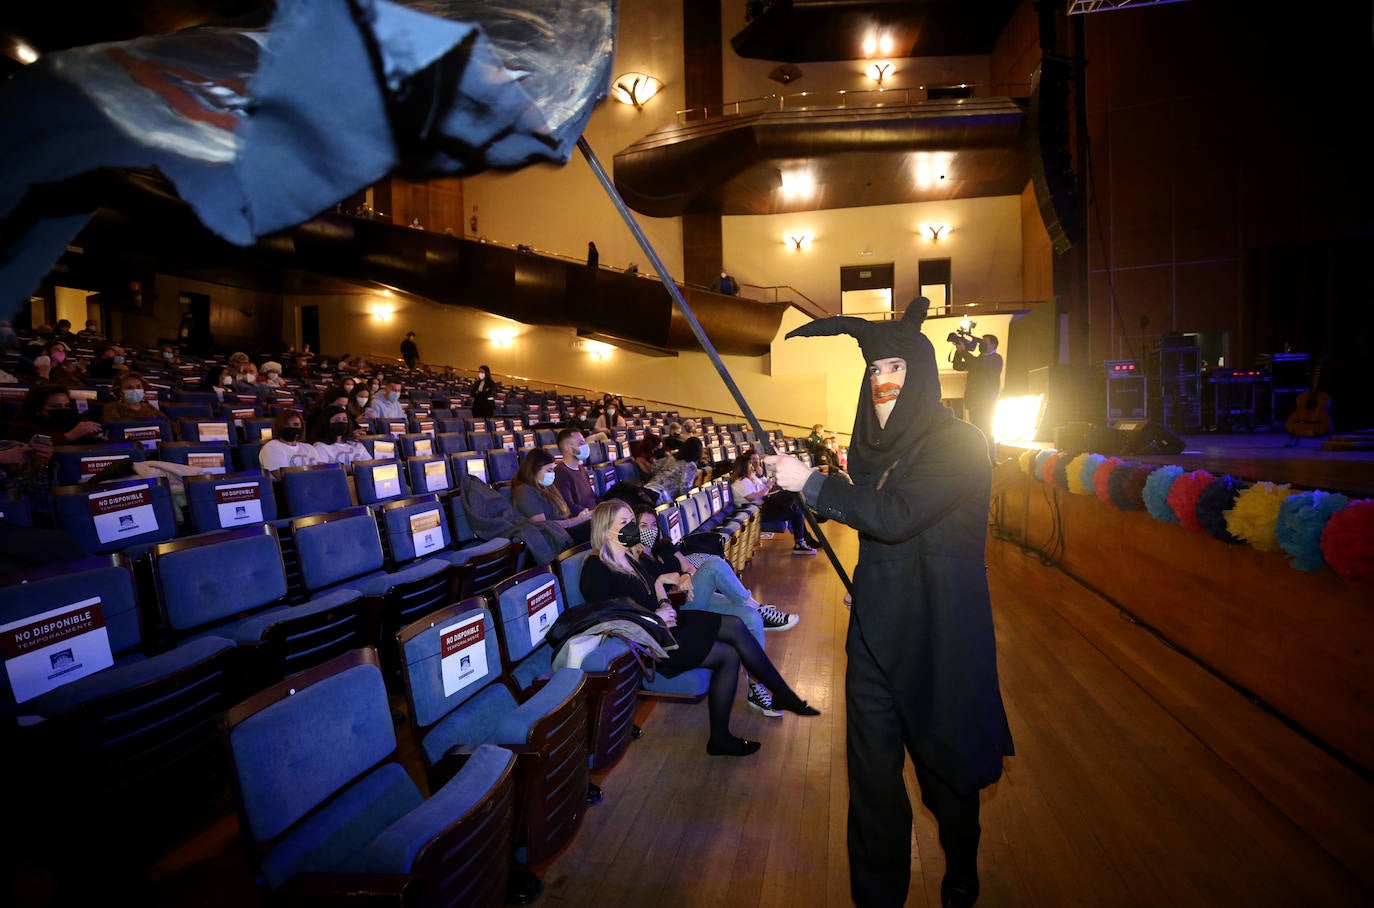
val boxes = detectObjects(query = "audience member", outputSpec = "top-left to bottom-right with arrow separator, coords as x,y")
593,400 -> 627,435
77,319 -> 104,341
580,500 -> 818,757
5,385 -> 105,445
367,377 -> 407,419
101,373 -> 166,423
284,352 -> 314,382
309,393 -> 370,470
231,361 -> 273,403
201,364 -> 235,402
631,433 -> 663,480
511,448 -> 591,544
470,365 -> 498,418
710,270 -> 740,295
565,404 -> 595,435
551,427 -> 599,515
259,361 -> 286,389
731,449 -> 818,555
663,421 -> 684,452
258,408 -> 321,476
86,344 -> 128,380
628,504 -> 799,714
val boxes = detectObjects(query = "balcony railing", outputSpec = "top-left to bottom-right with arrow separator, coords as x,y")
676,82 -> 1032,124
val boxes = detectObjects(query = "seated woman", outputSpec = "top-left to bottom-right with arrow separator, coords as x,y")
201,364 -> 235,403
510,448 -> 591,545
5,384 -> 106,446
629,504 -> 799,716
593,400 -> 628,435
308,391 -> 370,471
258,408 -> 322,477
580,500 -> 818,757
101,372 -> 167,424
731,449 -> 819,555
630,433 -> 662,481
644,436 -> 703,503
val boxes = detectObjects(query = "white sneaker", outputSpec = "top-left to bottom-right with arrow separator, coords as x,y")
758,604 -> 799,632
747,681 -> 782,717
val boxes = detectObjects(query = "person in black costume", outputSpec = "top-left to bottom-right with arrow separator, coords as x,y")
579,500 -> 819,757
768,298 -> 1013,908
470,364 -> 498,418
951,333 -> 1003,461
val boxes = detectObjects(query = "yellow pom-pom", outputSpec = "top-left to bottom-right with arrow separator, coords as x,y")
1225,481 -> 1295,551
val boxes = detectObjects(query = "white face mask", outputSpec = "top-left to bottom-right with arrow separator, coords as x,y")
576,443 -> 590,461
538,470 -> 556,487
222,375 -> 234,386
123,389 -> 145,404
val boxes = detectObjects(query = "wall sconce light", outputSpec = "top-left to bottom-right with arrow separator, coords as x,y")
611,72 -> 663,110
783,231 -> 812,251
581,339 -> 614,361
490,329 -> 516,349
868,62 -> 893,86
371,303 -> 395,322
925,223 -> 949,242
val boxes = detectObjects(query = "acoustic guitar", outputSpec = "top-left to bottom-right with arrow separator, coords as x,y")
1285,363 -> 1332,437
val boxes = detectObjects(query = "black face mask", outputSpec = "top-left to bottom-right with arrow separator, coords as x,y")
326,422 -> 348,442
45,407 -> 80,431
279,426 -> 303,443
616,523 -> 641,547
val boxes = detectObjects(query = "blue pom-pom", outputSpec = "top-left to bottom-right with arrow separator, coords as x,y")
1197,475 -> 1244,543
1108,461 -> 1139,510
1276,490 -> 1349,571
1034,449 -> 1055,479
1143,465 -> 1184,523
1078,453 -> 1107,495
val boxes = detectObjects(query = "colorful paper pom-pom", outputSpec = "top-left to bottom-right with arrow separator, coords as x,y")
1053,453 -> 1074,490
1119,464 -> 1156,511
1040,451 -> 1062,485
1143,465 -> 1184,523
1277,491 -> 1349,571
1070,453 -> 1104,495
1167,470 -> 1215,533
1019,449 -> 1039,476
1225,481 -> 1294,552
1320,499 -> 1374,593
1093,457 -> 1125,507
1197,475 -> 1245,543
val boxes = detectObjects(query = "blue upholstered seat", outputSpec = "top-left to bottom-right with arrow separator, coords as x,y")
51,476 -> 177,556
279,463 -> 351,517
222,648 -> 517,906
396,600 -> 588,865
354,458 -> 412,506
184,470 -> 276,533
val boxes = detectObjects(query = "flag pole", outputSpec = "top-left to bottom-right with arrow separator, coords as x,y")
576,137 -> 851,594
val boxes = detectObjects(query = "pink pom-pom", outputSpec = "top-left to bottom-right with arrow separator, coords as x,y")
1167,469 -> 1214,533
1093,457 -> 1125,507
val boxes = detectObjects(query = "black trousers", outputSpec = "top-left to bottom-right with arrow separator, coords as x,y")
846,621 -> 981,907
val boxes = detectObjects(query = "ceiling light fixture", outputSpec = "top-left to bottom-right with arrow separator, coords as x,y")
610,72 -> 663,110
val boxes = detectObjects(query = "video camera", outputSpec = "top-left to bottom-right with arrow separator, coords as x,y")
946,317 -> 979,352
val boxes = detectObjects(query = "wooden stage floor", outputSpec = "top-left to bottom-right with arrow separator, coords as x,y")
10,522 -> 1373,907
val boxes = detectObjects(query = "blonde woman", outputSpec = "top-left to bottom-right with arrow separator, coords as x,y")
580,500 -> 819,757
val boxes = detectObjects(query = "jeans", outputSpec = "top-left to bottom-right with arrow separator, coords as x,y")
681,555 -> 763,647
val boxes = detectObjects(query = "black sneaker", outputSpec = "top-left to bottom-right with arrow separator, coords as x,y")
758,604 -> 799,631
792,541 -> 818,556
747,682 -> 782,717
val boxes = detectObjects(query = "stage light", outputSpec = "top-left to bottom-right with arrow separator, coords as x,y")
992,394 -> 1046,443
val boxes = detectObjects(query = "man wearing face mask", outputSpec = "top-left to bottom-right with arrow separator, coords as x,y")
767,298 -> 1013,908
367,378 -> 407,420
551,427 -> 598,515
101,373 -> 166,423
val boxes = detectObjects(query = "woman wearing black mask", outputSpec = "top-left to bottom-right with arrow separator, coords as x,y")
309,394 -> 370,470
6,385 -> 105,446
257,408 -> 321,477
579,500 -> 819,757
470,364 -> 498,418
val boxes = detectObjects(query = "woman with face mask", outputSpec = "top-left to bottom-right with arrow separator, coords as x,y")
101,373 -> 166,423
511,448 -> 590,545
470,364 -> 498,418
257,408 -> 322,477
201,365 -> 235,402
6,385 -> 105,446
593,400 -> 627,434
580,500 -> 819,757
309,396 -> 370,471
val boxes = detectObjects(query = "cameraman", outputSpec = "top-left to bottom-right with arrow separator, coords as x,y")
952,333 -> 1002,460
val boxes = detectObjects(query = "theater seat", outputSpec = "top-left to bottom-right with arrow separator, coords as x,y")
51,476 -> 178,556
221,647 -> 517,908
395,599 -> 589,867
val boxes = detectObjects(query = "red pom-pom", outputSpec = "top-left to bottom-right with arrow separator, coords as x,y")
1167,469 -> 1214,533
1093,457 -> 1124,507
1321,499 -> 1374,593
